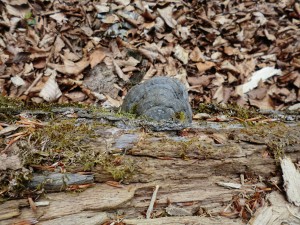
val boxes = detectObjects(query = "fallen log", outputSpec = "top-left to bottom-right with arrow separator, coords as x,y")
1,109 -> 299,225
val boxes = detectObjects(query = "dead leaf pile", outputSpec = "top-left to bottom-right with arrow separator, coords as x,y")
0,0 -> 299,110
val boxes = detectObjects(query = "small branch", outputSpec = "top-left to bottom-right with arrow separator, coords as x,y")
24,73 -> 43,95
146,185 -> 160,219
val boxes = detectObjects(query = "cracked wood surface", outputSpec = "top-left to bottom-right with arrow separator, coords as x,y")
1,118 -> 300,225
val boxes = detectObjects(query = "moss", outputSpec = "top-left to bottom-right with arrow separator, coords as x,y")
130,103 -> 138,115
18,118 -> 95,167
0,95 -> 87,119
198,103 -> 259,120
0,168 -> 33,199
175,111 -> 186,122
240,122 -> 299,163
20,118 -> 135,181
98,155 -> 136,181
115,111 -> 136,120
91,105 -> 136,120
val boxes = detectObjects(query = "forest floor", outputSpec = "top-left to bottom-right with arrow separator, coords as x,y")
0,0 -> 299,110
1,0 -> 300,224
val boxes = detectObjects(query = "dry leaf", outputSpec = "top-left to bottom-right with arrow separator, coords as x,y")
11,76 -> 25,87
90,50 -> 106,68
173,45 -> 189,64
50,13 -> 68,25
190,47 -> 204,62
39,75 -> 62,102
94,4 -> 110,13
65,91 -> 86,102
157,5 -> 177,28
240,67 -> 282,94
113,59 -> 129,81
47,58 -> 90,76
196,61 -> 215,73
221,61 -> 240,73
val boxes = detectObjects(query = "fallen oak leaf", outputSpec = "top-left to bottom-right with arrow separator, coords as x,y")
196,61 -> 215,73
90,49 -> 106,68
173,45 -> 189,64
157,5 -> 177,28
47,58 -> 90,75
190,46 -> 205,62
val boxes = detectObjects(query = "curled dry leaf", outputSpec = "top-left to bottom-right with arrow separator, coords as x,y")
155,17 -> 165,33
196,61 -> 215,73
90,49 -> 106,68
157,5 -> 177,28
213,86 -> 224,103
39,75 -> 62,102
65,91 -> 87,102
115,0 -> 130,6
143,64 -> 157,81
173,45 -> 189,65
138,47 -> 159,63
115,57 -> 140,67
189,47 -> 204,62
47,58 -> 90,76
94,4 -> 110,13
221,61 -> 240,74
11,76 -> 25,87
50,13 -> 68,25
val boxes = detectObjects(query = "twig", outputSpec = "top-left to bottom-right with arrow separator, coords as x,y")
24,73 -> 43,95
146,185 -> 160,219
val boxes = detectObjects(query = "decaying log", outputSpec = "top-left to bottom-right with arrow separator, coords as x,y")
248,191 -> 300,225
1,112 -> 300,225
123,216 -> 242,225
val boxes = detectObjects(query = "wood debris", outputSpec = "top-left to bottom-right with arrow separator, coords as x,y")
280,157 -> 300,206
146,185 -> 160,219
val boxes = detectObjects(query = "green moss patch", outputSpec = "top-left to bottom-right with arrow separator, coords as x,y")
198,103 -> 260,120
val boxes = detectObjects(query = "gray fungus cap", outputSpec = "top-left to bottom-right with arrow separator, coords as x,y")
121,76 -> 192,123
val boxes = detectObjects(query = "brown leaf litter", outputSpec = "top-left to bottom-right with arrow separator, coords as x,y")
0,0 -> 299,110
